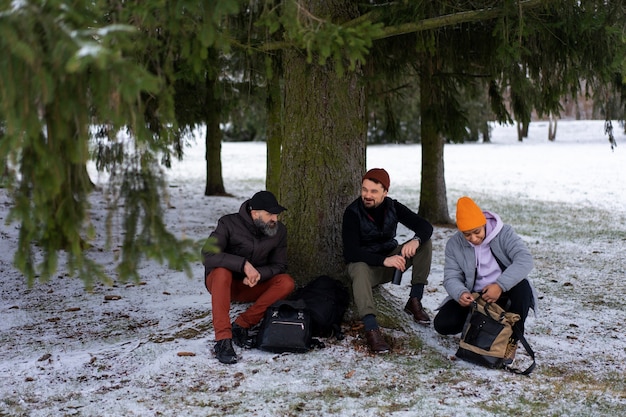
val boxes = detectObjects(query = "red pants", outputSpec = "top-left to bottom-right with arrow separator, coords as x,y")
205,267 -> 295,341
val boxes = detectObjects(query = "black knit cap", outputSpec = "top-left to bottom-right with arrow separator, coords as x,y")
249,191 -> 287,214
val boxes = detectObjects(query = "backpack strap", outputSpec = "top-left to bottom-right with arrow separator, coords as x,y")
504,325 -> 536,376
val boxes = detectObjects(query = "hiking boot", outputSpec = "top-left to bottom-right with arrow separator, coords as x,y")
503,339 -> 518,365
214,339 -> 237,364
404,297 -> 431,326
365,329 -> 390,353
232,322 -> 253,349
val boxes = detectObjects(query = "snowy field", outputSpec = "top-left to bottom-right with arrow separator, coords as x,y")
1,120 -> 625,416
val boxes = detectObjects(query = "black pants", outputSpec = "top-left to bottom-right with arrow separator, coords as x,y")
433,279 -> 533,338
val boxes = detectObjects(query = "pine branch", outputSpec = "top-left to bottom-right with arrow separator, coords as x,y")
373,0 -> 547,40
255,0 -> 548,51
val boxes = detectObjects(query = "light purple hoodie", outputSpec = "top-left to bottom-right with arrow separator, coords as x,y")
469,210 -> 503,292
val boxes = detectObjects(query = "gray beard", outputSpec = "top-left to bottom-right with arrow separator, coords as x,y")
254,218 -> 278,237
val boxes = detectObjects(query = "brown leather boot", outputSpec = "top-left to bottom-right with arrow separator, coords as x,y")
365,329 -> 390,353
404,297 -> 431,325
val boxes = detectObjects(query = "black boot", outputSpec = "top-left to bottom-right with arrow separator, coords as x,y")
232,323 -> 254,349
214,339 -> 237,364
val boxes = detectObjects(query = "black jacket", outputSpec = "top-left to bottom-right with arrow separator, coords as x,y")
342,197 -> 433,266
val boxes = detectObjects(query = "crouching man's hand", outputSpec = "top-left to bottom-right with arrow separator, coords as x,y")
481,284 -> 503,303
458,292 -> 474,307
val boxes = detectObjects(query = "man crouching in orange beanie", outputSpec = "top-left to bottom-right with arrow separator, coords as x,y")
434,196 -> 537,364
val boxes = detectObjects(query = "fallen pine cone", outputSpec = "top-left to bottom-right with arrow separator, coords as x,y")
177,351 -> 196,357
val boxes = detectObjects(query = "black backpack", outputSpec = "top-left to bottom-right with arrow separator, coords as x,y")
256,300 -> 313,353
290,275 -> 350,339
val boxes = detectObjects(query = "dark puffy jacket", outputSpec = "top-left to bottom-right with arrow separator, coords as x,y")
202,200 -> 288,282
342,196 -> 433,266
345,197 -> 399,255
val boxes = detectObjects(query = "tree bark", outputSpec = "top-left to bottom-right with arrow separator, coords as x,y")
517,120 -> 529,142
280,1 -> 365,283
266,52 -> 282,195
204,63 -> 227,196
548,113 -> 557,141
418,57 -> 452,225
481,123 -> 491,143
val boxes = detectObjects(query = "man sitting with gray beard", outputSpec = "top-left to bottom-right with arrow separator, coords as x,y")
202,191 -> 295,364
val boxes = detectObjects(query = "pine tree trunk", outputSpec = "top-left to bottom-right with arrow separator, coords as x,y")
204,67 -> 226,196
0,129 -> 8,184
280,1 -> 365,283
418,58 -> 452,225
548,113 -> 557,141
266,52 -> 282,195
481,123 -> 491,143
517,120 -> 529,142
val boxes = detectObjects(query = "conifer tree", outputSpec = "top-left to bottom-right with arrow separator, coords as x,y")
2,0 -> 625,284
0,0 -> 241,286
251,0 -> 626,276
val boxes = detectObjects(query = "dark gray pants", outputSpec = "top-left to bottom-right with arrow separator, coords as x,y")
347,239 -> 432,318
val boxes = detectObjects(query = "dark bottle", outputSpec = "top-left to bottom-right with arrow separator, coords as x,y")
392,268 -> 403,285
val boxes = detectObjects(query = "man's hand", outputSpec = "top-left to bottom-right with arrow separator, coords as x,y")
458,292 -> 475,307
383,255 -> 406,272
481,283 -> 503,303
400,239 -> 420,259
243,261 -> 261,287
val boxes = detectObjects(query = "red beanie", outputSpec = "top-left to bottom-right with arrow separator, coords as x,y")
363,168 -> 390,191
456,196 -> 487,231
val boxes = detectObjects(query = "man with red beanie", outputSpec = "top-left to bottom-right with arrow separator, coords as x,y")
434,196 -> 537,364
342,168 -> 434,353
202,191 -> 295,364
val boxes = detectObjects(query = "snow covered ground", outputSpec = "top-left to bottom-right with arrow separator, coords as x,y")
1,120 -> 625,416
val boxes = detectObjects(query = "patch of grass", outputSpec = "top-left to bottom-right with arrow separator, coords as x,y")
541,366 -> 625,390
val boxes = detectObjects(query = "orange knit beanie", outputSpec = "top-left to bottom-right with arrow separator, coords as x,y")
456,196 -> 487,231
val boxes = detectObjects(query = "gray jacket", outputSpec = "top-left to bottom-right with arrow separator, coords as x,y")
438,221 -> 537,310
